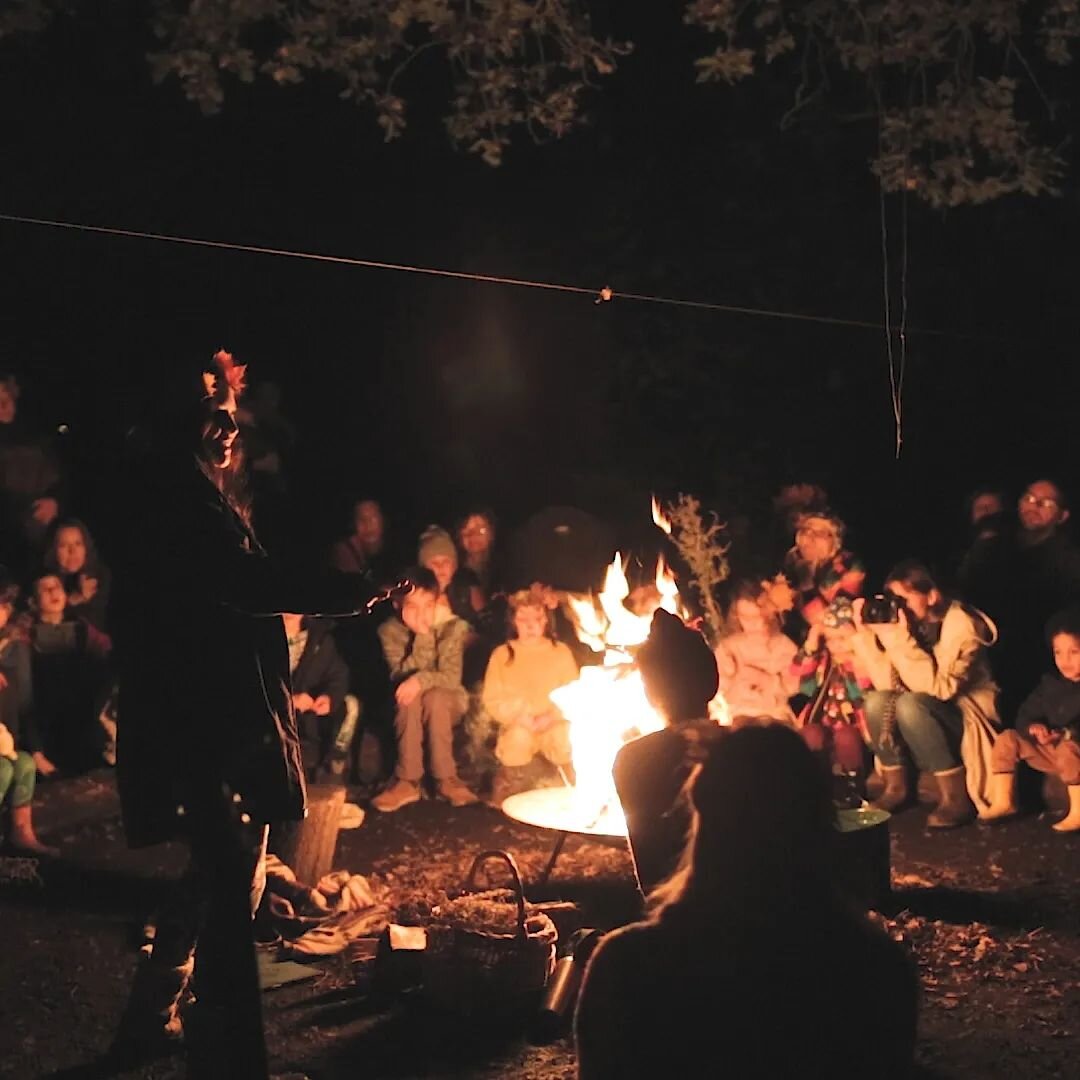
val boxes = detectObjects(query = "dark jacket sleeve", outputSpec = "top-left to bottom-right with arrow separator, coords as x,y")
171,475 -> 374,618
575,931 -> 639,1080
294,630 -> 350,706
1014,676 -> 1052,736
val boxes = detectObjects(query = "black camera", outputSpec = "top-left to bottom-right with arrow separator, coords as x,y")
862,593 -> 901,624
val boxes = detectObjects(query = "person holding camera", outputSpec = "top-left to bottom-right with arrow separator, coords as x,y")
851,561 -> 1001,828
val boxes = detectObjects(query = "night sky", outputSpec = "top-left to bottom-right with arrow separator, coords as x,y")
3,3 -> 1078,583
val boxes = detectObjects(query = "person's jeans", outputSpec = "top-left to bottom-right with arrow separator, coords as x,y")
864,691 -> 963,773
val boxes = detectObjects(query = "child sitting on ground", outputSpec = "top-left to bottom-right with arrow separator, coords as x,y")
482,588 -> 580,804
30,573 -> 112,773
714,581 -> 798,724
982,608 -> 1080,831
792,596 -> 871,806
0,576 -> 54,854
373,568 -> 477,812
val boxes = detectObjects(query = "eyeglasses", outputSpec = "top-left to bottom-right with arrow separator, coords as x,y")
462,526 -> 491,537
797,526 -> 835,541
1021,493 -> 1060,511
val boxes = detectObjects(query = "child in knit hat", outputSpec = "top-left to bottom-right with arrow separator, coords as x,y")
417,525 -> 485,628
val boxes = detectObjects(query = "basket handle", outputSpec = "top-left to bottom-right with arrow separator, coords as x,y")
462,849 -> 528,936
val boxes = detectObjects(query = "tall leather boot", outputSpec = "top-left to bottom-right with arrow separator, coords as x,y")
872,765 -> 909,813
927,766 -> 975,829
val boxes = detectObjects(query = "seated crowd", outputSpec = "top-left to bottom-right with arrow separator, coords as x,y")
3,360 -> 1080,865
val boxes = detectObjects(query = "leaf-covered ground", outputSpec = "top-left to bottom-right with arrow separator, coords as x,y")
3,773 -> 1079,1078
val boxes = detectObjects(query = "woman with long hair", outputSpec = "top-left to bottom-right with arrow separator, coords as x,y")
577,725 -> 917,1080
42,517 -> 112,631
112,349 -> 372,1077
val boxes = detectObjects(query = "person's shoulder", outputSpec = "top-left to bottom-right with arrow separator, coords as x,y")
584,920 -> 658,981
773,631 -> 798,656
377,617 -> 406,643
487,641 -> 512,664
439,614 -> 471,641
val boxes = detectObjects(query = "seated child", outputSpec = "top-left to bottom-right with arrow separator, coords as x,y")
373,568 -> 478,811
43,518 -> 112,632
282,612 -> 355,783
982,608 -> 1080,831
792,596 -> 871,805
714,581 -> 798,724
613,610 -> 721,897
30,573 -> 112,773
0,575 -> 54,854
482,588 -> 580,802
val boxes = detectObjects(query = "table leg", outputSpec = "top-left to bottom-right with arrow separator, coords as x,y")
537,831 -> 569,887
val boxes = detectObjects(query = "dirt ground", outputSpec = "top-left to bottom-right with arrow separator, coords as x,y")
3,772 -> 1079,1079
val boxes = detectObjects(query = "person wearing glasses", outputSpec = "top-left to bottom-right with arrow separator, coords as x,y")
778,511 -> 866,645
998,480 -> 1080,713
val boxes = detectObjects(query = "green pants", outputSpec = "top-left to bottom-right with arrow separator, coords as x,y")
0,751 -> 35,808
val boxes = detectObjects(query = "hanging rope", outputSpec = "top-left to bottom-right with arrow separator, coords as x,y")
0,211 -> 1002,344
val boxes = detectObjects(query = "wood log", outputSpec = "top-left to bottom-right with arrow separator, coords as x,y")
276,784 -> 346,886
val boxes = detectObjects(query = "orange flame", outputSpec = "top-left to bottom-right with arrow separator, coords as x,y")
651,495 -> 672,535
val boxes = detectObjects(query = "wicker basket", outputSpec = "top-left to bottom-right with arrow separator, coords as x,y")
422,849 -> 557,1016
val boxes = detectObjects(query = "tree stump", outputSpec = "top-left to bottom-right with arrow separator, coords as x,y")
276,784 -> 345,886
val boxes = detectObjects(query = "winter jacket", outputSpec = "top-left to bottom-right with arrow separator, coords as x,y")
1015,673 -> 1080,740
114,457 -> 371,848
377,613 -> 469,713
857,601 -> 1001,811
290,618 -> 351,771
613,721 -> 719,897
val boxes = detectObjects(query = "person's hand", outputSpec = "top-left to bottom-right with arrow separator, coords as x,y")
395,675 -> 422,707
1028,723 -> 1059,746
312,695 -> 332,716
851,597 -> 866,630
293,692 -> 315,713
804,624 -> 824,652
33,751 -> 57,777
79,575 -> 99,602
31,497 -> 59,527
0,671 -> 8,692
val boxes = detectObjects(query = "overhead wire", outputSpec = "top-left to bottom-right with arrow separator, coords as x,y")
0,212 -> 1010,346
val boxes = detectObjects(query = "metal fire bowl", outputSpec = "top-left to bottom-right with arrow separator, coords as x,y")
501,786 -> 628,840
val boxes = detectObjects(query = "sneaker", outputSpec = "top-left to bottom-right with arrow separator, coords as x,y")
371,779 -> 421,813
436,777 -> 479,807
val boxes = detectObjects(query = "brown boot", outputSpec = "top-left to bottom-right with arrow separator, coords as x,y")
979,772 -> 1018,823
9,803 -> 58,857
871,766 -> 910,813
927,766 -> 975,829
